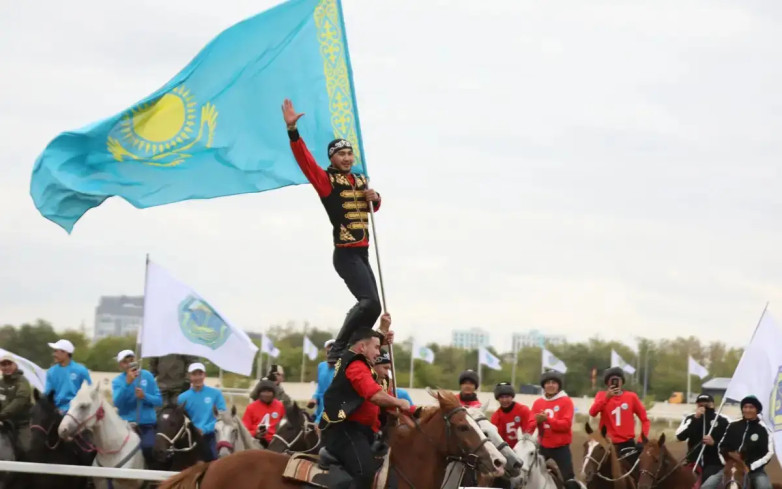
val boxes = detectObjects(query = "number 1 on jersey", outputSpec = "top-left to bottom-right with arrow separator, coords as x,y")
611,406 -> 622,426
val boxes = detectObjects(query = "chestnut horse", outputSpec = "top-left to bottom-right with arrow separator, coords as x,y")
159,389 -> 506,489
636,433 -> 694,489
721,452 -> 782,489
582,422 -> 636,489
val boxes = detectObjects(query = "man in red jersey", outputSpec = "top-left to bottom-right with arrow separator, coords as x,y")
589,367 -> 650,460
457,370 -> 482,407
528,371 -> 575,481
242,378 -> 285,447
490,382 -> 531,448
321,328 -> 410,489
283,99 -> 382,364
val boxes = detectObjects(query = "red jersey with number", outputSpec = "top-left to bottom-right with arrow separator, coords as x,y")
589,390 -> 650,443
527,391 -> 574,448
242,398 -> 285,442
457,393 -> 482,408
490,402 -> 532,448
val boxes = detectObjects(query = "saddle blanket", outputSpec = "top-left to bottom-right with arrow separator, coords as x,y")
282,451 -> 391,489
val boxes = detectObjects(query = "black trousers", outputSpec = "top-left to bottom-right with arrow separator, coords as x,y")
540,445 -> 575,481
324,422 -> 380,489
331,247 -> 381,358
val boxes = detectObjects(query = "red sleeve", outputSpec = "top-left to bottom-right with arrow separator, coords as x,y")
290,138 -> 332,198
589,391 -> 607,417
526,400 -> 541,432
549,398 -> 574,433
521,404 -> 535,434
633,394 -> 650,439
490,409 -> 501,429
242,402 -> 259,437
345,362 -> 382,400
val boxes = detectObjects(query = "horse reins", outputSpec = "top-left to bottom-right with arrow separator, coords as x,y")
639,441 -> 705,488
62,403 -> 134,456
156,415 -> 198,453
585,441 -> 640,482
270,414 -> 321,454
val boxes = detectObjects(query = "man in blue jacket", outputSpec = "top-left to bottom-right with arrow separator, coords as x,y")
307,339 -> 336,423
44,339 -> 91,413
178,362 -> 226,461
112,349 -> 162,464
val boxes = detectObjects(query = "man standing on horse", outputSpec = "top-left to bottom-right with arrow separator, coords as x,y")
321,328 -> 410,489
178,362 -> 227,462
457,370 -> 482,408
490,382 -> 532,449
675,393 -> 729,484
701,396 -> 774,489
150,354 -> 198,409
283,98 -> 383,365
374,349 -> 413,405
589,367 -> 649,459
112,349 -> 162,464
242,378 -> 284,448
528,371 -> 575,482
0,354 -> 32,456
308,339 -> 337,423
43,339 -> 91,413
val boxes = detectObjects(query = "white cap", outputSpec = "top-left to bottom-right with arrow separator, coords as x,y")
188,362 -> 206,373
324,339 -> 336,348
116,350 -> 135,363
48,339 -> 75,354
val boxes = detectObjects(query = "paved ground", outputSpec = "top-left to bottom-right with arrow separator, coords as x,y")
569,432 -> 782,483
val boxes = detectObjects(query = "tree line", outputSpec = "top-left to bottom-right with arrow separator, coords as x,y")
1,319 -> 742,401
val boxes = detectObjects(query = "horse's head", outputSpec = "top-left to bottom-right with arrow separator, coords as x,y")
58,383 -> 102,441
214,405 -> 239,458
637,433 -> 666,489
512,430 -> 541,484
466,406 -> 523,477
153,403 -> 193,462
268,402 -> 318,453
428,389 -> 506,477
582,421 -> 612,484
723,451 -> 750,489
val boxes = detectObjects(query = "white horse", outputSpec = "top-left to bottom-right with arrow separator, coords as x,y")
214,406 -> 259,457
467,406 -> 524,478
59,383 -> 144,489
511,430 -> 560,489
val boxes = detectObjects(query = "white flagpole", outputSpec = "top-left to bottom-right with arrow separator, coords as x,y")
301,325 -> 307,383
692,302 -> 769,472
478,355 -> 483,390
541,348 -> 545,374
511,348 -> 518,388
687,360 -> 691,405
256,337 -> 263,380
135,253 -> 150,424
409,340 -> 415,389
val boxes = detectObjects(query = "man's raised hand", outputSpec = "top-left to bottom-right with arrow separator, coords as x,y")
282,99 -> 304,128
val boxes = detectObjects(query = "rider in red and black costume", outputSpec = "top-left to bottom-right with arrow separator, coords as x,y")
321,328 -> 411,489
283,99 -> 382,364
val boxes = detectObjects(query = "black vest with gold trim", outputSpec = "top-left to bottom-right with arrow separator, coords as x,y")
321,349 -> 377,427
320,168 -> 370,246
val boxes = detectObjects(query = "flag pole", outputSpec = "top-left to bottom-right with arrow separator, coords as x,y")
692,302 -> 769,471
135,253 -> 150,424
368,205 -> 396,396
477,351 -> 483,390
300,325 -> 307,383
409,340 -> 415,389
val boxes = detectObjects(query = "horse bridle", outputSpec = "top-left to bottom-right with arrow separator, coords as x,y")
270,414 -> 321,454
639,441 -> 704,489
216,421 -> 238,454
61,402 -> 133,456
156,415 -> 197,453
30,420 -> 62,450
584,441 -> 639,482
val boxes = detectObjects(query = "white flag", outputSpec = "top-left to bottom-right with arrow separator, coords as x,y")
261,334 -> 280,359
479,347 -> 502,371
542,348 -> 568,373
688,356 -> 708,380
303,336 -> 318,361
0,348 -> 47,393
723,311 -> 782,467
141,261 -> 259,375
413,343 -> 435,364
611,349 -> 636,375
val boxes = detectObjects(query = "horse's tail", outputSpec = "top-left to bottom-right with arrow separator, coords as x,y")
158,461 -> 210,489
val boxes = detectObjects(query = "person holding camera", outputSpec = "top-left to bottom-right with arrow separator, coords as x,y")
589,367 -> 650,457
112,350 -> 162,464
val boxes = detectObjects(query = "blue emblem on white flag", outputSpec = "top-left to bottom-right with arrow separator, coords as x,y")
178,296 -> 231,350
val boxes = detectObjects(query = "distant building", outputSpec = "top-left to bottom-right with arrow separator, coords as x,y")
512,329 -> 566,351
451,328 -> 490,349
94,296 -> 144,340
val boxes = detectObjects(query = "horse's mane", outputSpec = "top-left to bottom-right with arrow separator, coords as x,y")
284,403 -> 303,429
725,451 -> 747,468
435,390 -> 461,411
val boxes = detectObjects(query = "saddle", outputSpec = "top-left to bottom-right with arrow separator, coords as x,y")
545,458 -> 566,489
282,447 -> 391,489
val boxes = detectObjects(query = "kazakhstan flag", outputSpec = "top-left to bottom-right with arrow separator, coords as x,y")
30,0 -> 366,232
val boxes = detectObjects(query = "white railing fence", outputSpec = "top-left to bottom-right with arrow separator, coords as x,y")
0,460 -> 177,481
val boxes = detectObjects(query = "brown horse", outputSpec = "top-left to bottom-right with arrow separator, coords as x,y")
721,452 -> 782,489
636,433 -> 695,489
159,389 -> 505,489
582,422 -> 635,489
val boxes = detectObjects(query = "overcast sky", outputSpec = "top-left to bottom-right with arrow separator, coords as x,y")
1,0 -> 780,350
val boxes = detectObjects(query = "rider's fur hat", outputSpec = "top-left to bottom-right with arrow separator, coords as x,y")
741,395 -> 763,413
541,370 -> 564,390
493,382 -> 515,400
603,367 -> 625,385
458,369 -> 479,388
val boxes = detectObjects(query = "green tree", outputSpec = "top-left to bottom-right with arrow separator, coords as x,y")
83,335 -> 137,371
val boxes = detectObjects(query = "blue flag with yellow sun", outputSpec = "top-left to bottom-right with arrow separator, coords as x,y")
30,0 -> 366,232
